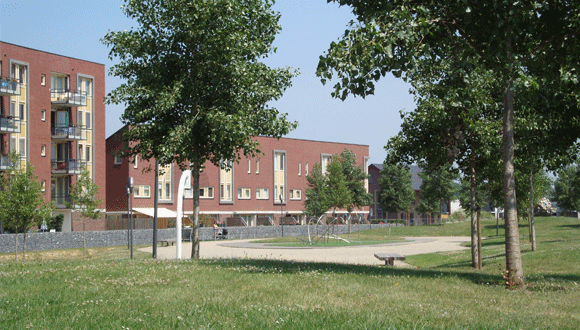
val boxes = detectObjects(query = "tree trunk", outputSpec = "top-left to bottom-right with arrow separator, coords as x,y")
191,161 -> 201,259
14,234 -> 18,261
23,233 -> 26,261
529,163 -> 537,251
83,217 -> 87,258
470,158 -> 480,269
477,207 -> 482,268
502,34 -> 524,288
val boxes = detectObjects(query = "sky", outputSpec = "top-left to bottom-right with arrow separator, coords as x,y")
0,0 -> 415,163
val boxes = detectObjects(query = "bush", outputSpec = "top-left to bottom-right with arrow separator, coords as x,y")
450,210 -> 467,222
48,214 -> 64,232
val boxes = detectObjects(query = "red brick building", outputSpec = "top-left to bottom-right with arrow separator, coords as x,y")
0,42 -> 106,231
106,127 -> 369,226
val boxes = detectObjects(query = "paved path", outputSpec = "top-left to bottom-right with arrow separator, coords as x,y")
141,236 -> 470,267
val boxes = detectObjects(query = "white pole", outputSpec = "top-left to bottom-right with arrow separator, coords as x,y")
176,170 -> 192,260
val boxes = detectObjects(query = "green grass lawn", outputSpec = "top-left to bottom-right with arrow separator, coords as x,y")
1,217 -> 579,329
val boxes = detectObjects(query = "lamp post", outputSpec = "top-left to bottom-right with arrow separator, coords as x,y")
280,194 -> 284,237
126,177 -> 134,259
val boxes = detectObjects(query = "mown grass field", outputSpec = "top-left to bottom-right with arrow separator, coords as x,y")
1,216 -> 579,329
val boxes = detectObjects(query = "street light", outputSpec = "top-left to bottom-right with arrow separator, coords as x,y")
127,177 -> 134,259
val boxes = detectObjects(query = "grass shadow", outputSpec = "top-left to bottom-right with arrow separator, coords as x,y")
558,224 -> 580,229
202,258 -> 505,287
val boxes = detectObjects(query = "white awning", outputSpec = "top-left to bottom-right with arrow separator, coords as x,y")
133,207 -> 177,218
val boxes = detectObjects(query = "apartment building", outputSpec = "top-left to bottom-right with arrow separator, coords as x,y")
106,127 -> 370,226
0,42 -> 106,231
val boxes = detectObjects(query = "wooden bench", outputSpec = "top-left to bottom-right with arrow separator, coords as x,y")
158,239 -> 177,247
374,253 -> 405,266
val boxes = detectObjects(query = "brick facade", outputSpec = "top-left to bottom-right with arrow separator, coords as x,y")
106,128 -> 370,226
0,42 -> 105,232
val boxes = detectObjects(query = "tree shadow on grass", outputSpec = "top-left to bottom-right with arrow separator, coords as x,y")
558,224 -> 580,229
205,258 -> 504,287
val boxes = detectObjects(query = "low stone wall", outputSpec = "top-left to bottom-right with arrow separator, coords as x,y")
0,223 -> 396,254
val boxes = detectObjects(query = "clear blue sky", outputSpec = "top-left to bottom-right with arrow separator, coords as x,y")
1,0 -> 415,163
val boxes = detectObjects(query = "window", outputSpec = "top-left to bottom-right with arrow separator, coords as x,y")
156,165 -> 173,201
85,146 -> 91,162
256,159 -> 260,174
237,187 -> 251,199
41,180 -> 46,192
200,186 -> 214,199
19,103 -> 24,120
306,163 -> 309,175
85,112 -> 91,129
41,74 -> 46,86
256,188 -> 269,200
133,155 -> 138,169
274,151 -> 286,203
289,189 -> 301,200
10,102 -> 15,117
220,161 -> 233,203
78,145 -> 83,160
114,155 -> 122,165
363,157 -> 369,192
41,144 -> 46,157
321,154 -> 332,174
19,138 -> 26,157
77,110 -> 83,126
298,162 -> 301,176
134,185 -> 151,198
41,110 -> 46,121
247,159 -> 251,174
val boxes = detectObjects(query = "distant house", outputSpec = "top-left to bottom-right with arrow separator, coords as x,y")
368,164 -> 451,224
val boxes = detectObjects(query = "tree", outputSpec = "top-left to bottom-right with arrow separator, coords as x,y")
102,0 -> 297,259
418,164 -> 458,225
317,0 -> 580,288
0,152 -> 53,260
304,150 -> 371,225
337,150 -> 372,231
304,163 -> 330,219
68,168 -> 103,253
553,165 -> 580,214
378,150 -> 415,225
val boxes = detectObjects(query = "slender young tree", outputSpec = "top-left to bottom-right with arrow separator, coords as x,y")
337,150 -> 372,231
304,163 -> 331,219
0,152 -> 53,260
68,168 -> 103,253
102,0 -> 297,259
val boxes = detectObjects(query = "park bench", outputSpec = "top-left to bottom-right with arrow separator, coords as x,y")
374,253 -> 405,266
158,239 -> 176,247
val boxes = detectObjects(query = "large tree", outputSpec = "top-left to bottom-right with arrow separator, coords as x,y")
318,0 -> 580,288
102,0 -> 297,259
0,152 -> 53,260
553,165 -> 580,214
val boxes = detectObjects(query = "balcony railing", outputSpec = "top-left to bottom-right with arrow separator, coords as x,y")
51,125 -> 85,141
51,159 -> 86,175
52,194 -> 72,208
0,115 -> 21,134
51,89 -> 87,107
0,76 -> 21,96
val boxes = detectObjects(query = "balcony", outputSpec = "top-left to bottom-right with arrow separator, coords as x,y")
0,115 -> 21,134
51,159 -> 85,175
51,125 -> 85,141
51,89 -> 87,107
0,77 -> 21,96
52,194 -> 72,209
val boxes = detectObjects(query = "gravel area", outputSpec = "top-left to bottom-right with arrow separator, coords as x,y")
142,236 -> 470,267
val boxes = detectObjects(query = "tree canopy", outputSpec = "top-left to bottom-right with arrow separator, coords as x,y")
377,151 -> 415,218
318,0 -> 580,288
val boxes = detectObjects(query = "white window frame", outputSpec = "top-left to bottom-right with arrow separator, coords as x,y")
114,155 -> 122,165
289,189 -> 302,200
256,188 -> 269,200
237,187 -> 251,200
